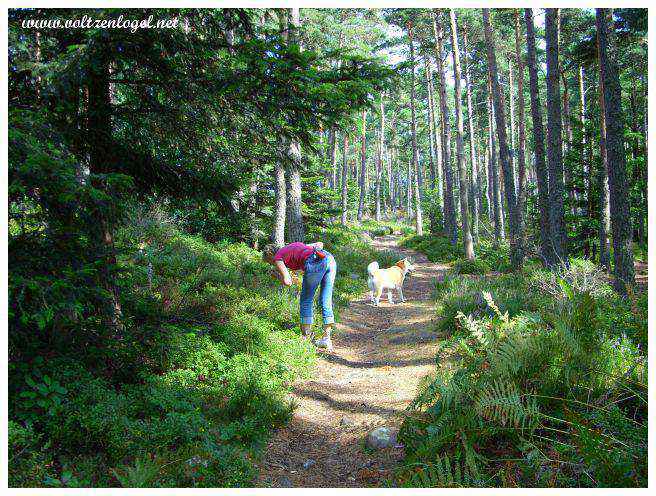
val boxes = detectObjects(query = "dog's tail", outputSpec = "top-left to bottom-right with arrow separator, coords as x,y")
367,261 -> 379,276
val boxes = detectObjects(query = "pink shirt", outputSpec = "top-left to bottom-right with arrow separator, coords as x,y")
273,242 -> 315,271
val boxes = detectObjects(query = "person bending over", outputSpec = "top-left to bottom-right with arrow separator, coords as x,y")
262,241 -> 336,351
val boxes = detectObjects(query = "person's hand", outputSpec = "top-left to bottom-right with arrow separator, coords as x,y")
282,273 -> 293,286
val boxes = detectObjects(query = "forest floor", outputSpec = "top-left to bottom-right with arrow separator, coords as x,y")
256,234 -> 448,488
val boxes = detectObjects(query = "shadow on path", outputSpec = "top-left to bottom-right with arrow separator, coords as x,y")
256,234 -> 449,488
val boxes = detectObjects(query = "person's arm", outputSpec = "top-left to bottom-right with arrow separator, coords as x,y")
307,241 -> 324,251
273,259 -> 293,286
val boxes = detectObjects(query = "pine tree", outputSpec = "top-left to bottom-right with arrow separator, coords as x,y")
525,8 -> 552,265
483,8 -> 524,267
449,9 -> 474,259
596,8 -> 635,293
408,21 -> 424,235
432,9 -> 458,244
545,8 -> 567,264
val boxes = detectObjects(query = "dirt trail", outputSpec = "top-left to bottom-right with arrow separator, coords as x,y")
257,234 -> 449,488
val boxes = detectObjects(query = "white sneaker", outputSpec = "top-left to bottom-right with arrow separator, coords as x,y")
301,328 -> 315,342
314,336 -> 333,351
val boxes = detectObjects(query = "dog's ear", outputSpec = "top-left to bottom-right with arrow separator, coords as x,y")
395,260 -> 405,269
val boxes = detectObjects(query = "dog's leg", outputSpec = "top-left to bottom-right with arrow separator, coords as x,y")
398,286 -> 405,302
374,287 -> 383,306
388,290 -> 394,304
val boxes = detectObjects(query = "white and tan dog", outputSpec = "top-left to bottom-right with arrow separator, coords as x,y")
367,258 -> 415,306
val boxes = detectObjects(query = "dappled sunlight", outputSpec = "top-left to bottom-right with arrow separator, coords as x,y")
258,234 -> 448,487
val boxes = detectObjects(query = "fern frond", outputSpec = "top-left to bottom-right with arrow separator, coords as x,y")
482,291 -> 509,323
403,453 -> 478,488
474,379 -> 539,431
456,311 -> 497,347
489,331 -> 554,379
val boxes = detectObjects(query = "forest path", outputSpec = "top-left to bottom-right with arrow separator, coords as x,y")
256,234 -> 449,488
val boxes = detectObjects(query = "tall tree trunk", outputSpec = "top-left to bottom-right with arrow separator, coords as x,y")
513,10 -> 527,247
424,56 -> 437,190
329,129 -> 338,189
483,8 -> 523,267
386,143 -> 392,218
425,57 -> 444,233
596,8 -> 635,294
284,143 -> 305,242
406,154 -> 413,220
508,54 -> 517,193
408,25 -> 423,234
428,65 -> 444,210
545,8 -> 567,264
451,139 -> 460,225
272,161 -> 287,245
375,94 -> 385,221
561,69 -> 577,211
525,8 -> 552,265
357,109 -> 367,221
561,69 -> 574,151
449,10 -> 474,258
87,44 -> 122,332
388,115 -> 397,216
329,32 -> 344,192
482,136 -> 492,220
463,26 -> 480,243
432,9 -> 457,244
579,66 -> 592,257
597,65 -> 612,270
341,133 -> 349,225
416,148 -> 424,194
488,80 -> 504,244
282,8 -> 305,242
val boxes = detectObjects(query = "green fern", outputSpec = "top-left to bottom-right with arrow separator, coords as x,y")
474,379 -> 539,430
111,454 -> 161,488
489,331 -> 554,379
482,291 -> 509,323
456,311 -> 497,347
401,453 -> 479,487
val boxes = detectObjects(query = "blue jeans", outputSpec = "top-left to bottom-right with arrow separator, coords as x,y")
300,250 -> 336,325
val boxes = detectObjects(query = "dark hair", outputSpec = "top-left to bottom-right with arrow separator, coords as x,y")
262,243 -> 279,263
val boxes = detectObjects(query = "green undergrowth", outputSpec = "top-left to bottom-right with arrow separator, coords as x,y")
356,219 -> 414,238
400,233 -> 512,273
452,258 -> 491,275
633,242 -> 647,263
9,214 -> 393,488
395,256 -> 647,488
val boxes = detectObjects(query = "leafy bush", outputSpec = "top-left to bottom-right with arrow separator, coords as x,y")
452,258 -> 491,275
598,290 -> 647,351
8,421 -> 56,487
401,233 -> 513,272
357,219 -> 413,237
433,273 -> 537,334
9,218 -> 313,487
9,207 -> 394,487
397,275 -> 647,488
475,240 -> 512,272
529,257 -> 613,300
400,234 -> 461,263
